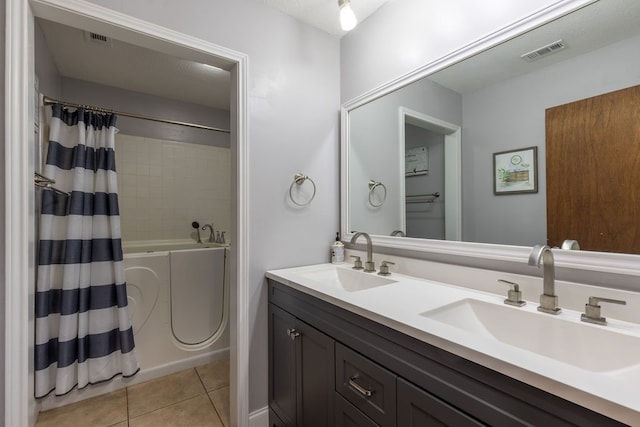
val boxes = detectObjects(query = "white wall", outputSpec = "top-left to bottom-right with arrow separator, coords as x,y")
83,0 -> 341,414
340,0 -> 563,102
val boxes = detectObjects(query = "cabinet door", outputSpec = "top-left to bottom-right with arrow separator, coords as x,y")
297,319 -> 335,427
269,304 -> 298,426
397,378 -> 485,427
269,303 -> 335,427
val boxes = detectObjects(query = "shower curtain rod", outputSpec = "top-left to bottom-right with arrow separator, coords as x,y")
42,96 -> 231,134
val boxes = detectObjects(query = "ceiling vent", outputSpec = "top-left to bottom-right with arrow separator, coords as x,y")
521,39 -> 566,62
84,31 -> 112,47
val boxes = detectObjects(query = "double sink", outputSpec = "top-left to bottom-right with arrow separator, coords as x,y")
274,263 -> 640,374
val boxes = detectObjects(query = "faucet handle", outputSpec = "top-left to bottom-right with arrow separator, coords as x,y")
350,255 -> 363,270
378,260 -> 395,276
581,296 -> 627,325
498,279 -> 526,307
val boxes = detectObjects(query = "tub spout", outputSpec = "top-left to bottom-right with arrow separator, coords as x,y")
202,224 -> 215,242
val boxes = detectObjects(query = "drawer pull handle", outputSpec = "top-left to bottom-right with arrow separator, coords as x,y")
349,376 -> 373,397
286,328 -> 300,340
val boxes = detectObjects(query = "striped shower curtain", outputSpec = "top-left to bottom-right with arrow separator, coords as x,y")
35,104 -> 139,398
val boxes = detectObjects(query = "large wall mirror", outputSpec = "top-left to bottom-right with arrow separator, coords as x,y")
341,0 -> 640,272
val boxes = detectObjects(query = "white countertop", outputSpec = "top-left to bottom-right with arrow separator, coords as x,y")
266,263 -> 640,425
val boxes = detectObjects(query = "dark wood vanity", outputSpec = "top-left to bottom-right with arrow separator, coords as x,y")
267,278 -> 628,427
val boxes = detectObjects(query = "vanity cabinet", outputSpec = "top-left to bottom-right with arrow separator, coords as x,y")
267,278 -> 626,427
268,303 -> 335,427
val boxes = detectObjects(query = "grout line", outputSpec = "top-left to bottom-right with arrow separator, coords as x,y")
194,366 -> 209,394
206,390 -> 226,427
126,368 -> 207,420
125,387 -> 130,426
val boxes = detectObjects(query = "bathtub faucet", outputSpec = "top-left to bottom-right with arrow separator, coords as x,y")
202,224 -> 215,242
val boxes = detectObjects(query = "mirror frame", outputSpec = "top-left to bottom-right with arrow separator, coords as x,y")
340,0 -> 640,278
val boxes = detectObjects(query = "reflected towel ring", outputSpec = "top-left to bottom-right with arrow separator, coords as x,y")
289,173 -> 316,207
368,180 -> 387,207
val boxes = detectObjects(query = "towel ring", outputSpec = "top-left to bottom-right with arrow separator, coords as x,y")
368,180 -> 387,207
289,173 -> 316,207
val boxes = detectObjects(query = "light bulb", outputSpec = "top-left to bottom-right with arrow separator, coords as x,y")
339,1 -> 357,31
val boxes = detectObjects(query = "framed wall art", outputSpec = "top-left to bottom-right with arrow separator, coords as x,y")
493,146 -> 538,195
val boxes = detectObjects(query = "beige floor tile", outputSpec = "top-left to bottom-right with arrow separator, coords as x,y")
36,389 -> 127,427
129,394 -> 223,427
108,422 -> 128,427
209,387 -> 230,427
195,358 -> 229,391
127,368 -> 205,418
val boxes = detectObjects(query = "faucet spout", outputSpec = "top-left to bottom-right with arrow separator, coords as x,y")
350,232 -> 375,272
528,244 -> 561,314
201,224 -> 215,242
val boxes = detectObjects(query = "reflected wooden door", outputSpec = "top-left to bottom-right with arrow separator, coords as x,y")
546,85 -> 640,253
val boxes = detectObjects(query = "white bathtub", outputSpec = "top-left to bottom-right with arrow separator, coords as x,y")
123,239 -> 230,366
39,239 -> 230,411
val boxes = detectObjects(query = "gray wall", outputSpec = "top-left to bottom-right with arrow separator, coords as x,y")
348,76 -> 461,235
35,19 -> 61,99
0,0 -> 6,421
60,77 -> 230,147
84,0 -> 341,414
36,20 -> 230,148
462,34 -> 640,246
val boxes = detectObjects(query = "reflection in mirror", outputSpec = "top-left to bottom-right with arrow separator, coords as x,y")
344,0 -> 640,255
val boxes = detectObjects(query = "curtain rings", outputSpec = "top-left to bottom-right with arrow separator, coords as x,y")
289,173 -> 316,207
368,180 -> 387,207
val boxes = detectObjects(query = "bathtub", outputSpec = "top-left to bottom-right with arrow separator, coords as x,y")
39,239 -> 230,411
122,239 -> 230,368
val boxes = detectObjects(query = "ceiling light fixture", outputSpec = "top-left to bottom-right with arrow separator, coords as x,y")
339,0 -> 357,31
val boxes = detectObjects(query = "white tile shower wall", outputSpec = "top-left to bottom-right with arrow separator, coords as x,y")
115,134 -> 231,242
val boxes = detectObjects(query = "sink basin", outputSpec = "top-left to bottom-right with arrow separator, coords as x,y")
296,266 -> 397,292
421,299 -> 640,372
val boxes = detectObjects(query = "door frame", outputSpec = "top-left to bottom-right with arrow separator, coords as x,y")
4,0 -> 250,425
398,107 -> 461,240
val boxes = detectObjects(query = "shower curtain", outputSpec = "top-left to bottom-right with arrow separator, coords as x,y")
35,104 -> 138,398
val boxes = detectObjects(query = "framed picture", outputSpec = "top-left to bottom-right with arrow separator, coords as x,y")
493,146 -> 538,195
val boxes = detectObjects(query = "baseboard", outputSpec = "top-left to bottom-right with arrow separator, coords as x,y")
249,406 -> 269,427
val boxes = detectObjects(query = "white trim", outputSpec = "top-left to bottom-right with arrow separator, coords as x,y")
5,1 -> 33,425
248,406 -> 269,427
7,1 -> 250,425
339,0 -> 640,279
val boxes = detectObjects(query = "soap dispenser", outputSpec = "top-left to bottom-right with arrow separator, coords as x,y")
330,232 -> 345,264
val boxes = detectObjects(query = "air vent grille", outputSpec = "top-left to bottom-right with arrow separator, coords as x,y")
84,31 -> 112,47
521,39 -> 566,62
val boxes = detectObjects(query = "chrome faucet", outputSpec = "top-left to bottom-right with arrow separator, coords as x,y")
528,245 -> 561,314
201,224 -> 215,242
350,232 -> 375,272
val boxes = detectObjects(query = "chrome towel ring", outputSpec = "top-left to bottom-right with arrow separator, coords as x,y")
368,180 -> 387,207
289,173 -> 316,206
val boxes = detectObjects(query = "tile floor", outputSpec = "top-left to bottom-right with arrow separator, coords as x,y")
35,358 -> 230,427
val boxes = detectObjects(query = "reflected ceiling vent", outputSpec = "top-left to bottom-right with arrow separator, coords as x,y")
521,39 -> 566,62
84,31 -> 112,47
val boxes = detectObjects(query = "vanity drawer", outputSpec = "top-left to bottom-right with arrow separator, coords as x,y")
335,343 -> 396,426
335,393 -> 379,427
